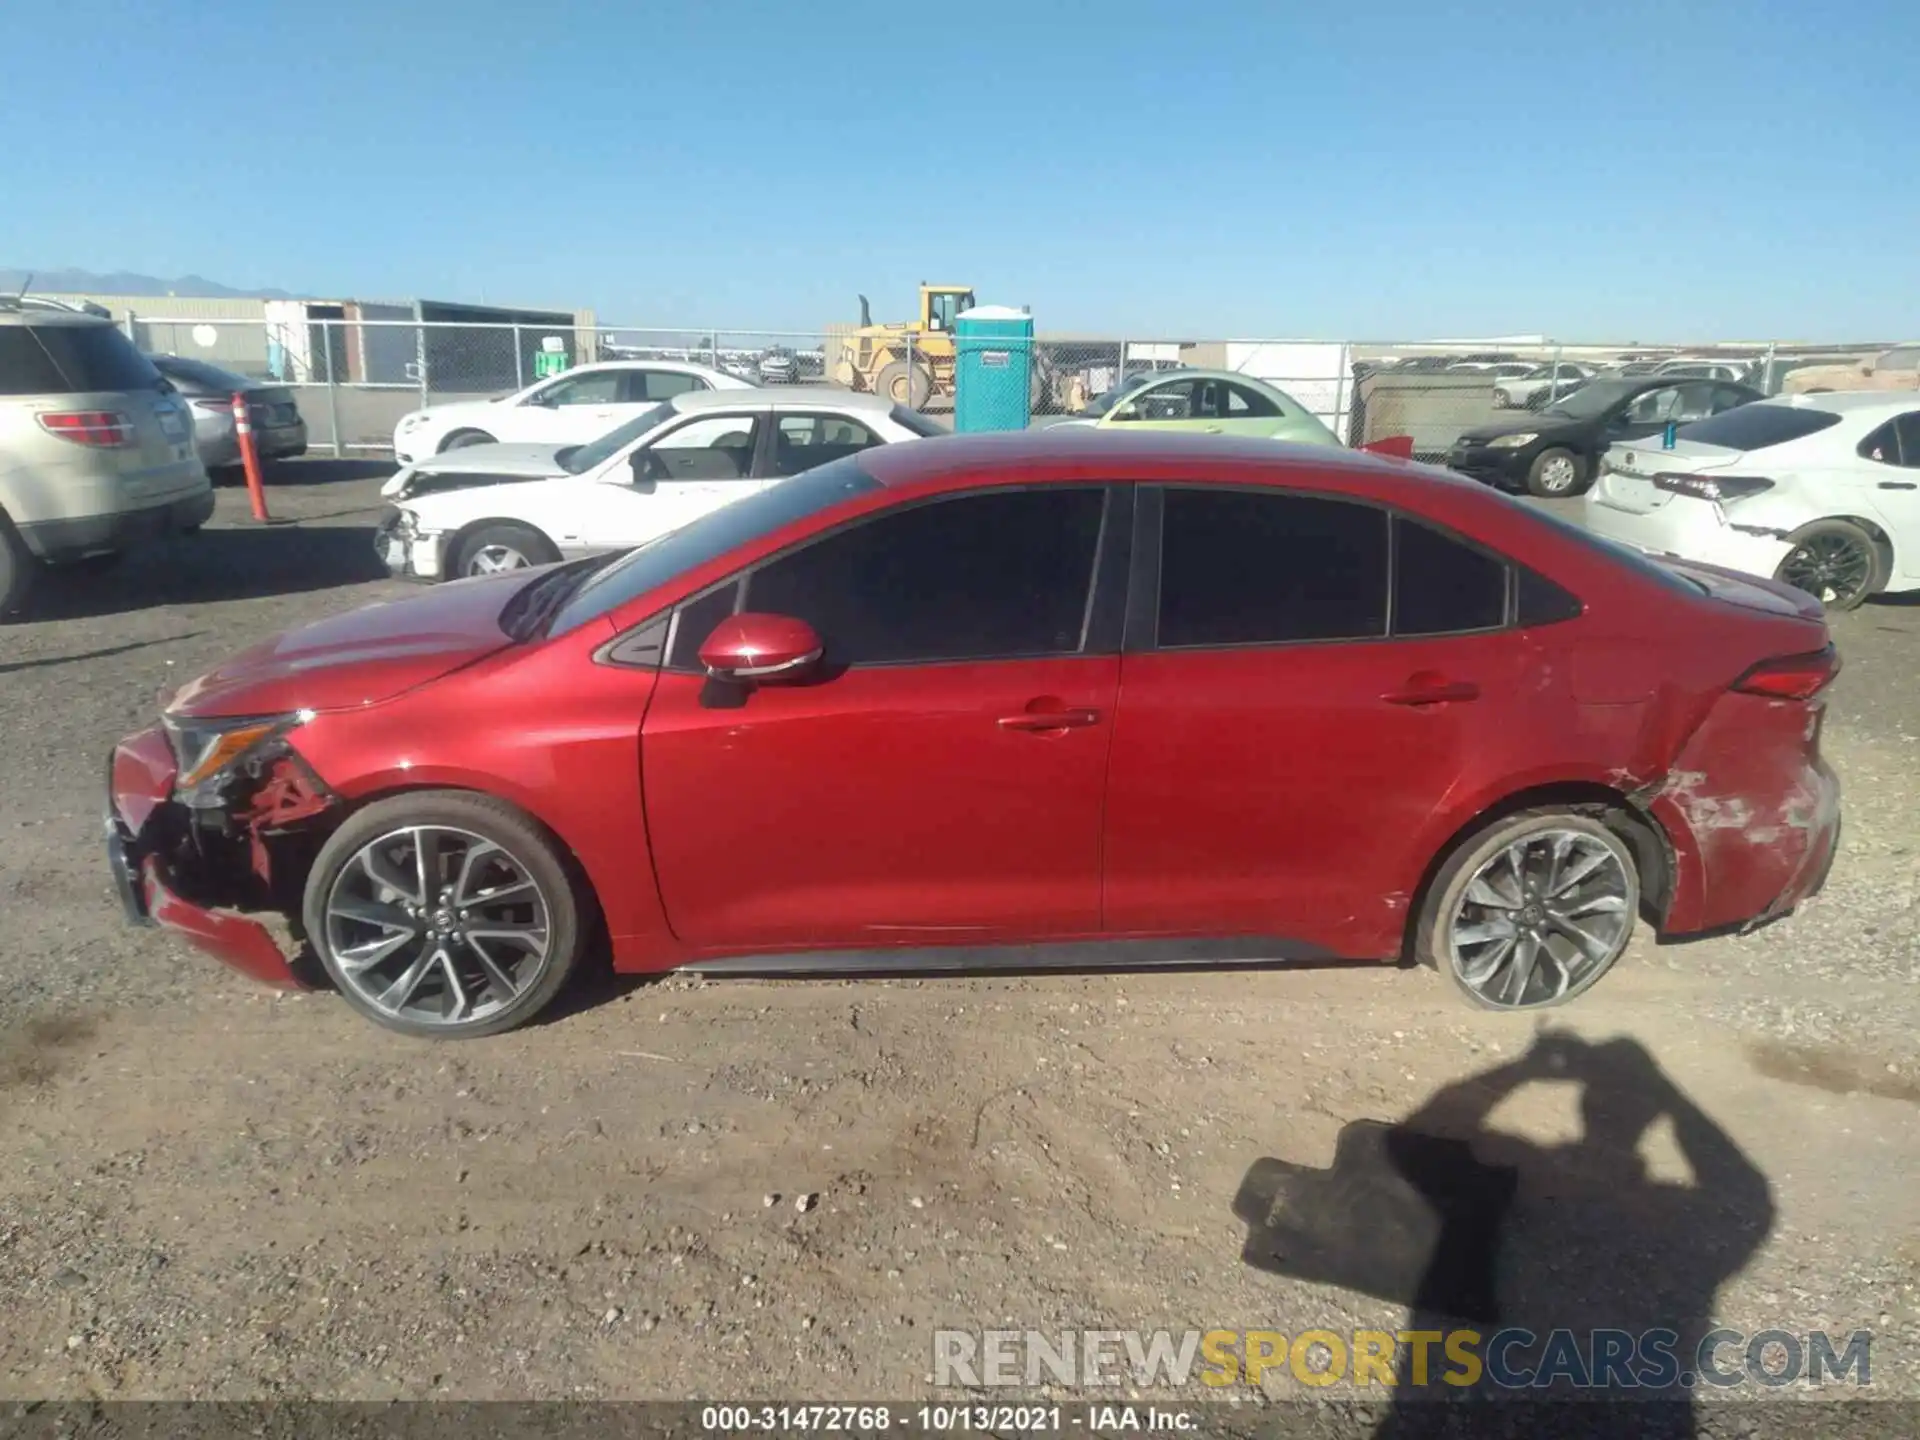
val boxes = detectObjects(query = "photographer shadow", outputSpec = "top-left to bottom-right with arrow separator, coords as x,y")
1233,1031 -> 1774,1437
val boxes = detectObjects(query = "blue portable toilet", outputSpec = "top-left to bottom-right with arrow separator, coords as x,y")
953,304 -> 1034,433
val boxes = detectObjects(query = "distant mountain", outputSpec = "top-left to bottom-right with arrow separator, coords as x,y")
0,267 -> 297,300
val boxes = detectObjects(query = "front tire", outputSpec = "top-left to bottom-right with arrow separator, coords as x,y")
1415,810 -> 1639,1011
302,791 -> 589,1038
1526,447 -> 1587,497
876,359 -> 932,408
451,522 -> 560,578
1773,518 -> 1884,611
440,429 -> 497,452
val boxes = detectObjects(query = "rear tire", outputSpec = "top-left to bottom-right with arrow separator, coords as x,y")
451,522 -> 560,579
440,430 -> 496,452
1416,809 -> 1639,1011
1525,447 -> 1587,497
1773,518 -> 1885,611
0,513 -> 34,619
302,790 -> 589,1039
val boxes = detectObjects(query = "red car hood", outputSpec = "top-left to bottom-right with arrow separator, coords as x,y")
167,573 -> 529,717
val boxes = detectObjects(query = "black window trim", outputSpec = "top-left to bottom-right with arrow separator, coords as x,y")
1133,481 -> 1537,655
622,481 -> 1127,675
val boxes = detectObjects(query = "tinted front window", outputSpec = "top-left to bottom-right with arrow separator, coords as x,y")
1393,518 -> 1507,635
11,323 -> 159,393
1157,489 -> 1388,647
1680,403 -> 1841,451
744,488 -> 1106,665
548,459 -> 882,634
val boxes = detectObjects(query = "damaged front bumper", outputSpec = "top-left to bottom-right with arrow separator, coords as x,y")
373,507 -> 445,581
105,726 -> 334,990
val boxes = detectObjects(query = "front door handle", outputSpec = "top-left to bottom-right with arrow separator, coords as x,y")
998,708 -> 1102,731
1203,425 -> 1224,434
1383,675 -> 1480,706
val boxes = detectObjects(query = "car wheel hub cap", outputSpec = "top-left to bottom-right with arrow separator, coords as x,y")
1781,536 -> 1870,605
1448,828 -> 1630,1009
323,825 -> 551,1027
1541,458 -> 1575,489
470,545 -> 528,575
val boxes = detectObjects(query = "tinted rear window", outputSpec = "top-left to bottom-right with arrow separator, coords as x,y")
151,355 -> 253,391
1676,404 -> 1841,451
0,323 -> 161,395
0,329 -> 68,394
1518,502 -> 1707,597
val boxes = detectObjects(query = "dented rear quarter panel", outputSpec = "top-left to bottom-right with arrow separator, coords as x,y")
1646,690 -> 1841,933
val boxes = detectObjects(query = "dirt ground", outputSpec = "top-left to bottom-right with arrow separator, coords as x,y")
0,463 -> 1915,1409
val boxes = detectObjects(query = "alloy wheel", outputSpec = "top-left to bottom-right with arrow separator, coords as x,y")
322,826 -> 552,1029
1446,828 -> 1632,1009
1778,534 -> 1873,608
467,544 -> 530,576
1537,454 -> 1578,493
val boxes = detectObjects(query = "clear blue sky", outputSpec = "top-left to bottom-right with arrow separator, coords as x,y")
1,0 -> 1912,342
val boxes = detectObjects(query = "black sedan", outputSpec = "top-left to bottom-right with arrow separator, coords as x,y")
1446,375 -> 1763,497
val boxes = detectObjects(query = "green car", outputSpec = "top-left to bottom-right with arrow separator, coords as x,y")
1066,368 -> 1340,446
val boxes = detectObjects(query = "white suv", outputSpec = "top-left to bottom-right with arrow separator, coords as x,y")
0,305 -> 212,615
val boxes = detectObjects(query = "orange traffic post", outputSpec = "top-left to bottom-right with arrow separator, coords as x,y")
230,391 -> 270,522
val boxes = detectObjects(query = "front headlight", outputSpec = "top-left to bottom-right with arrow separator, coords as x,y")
1487,433 -> 1538,449
163,711 -> 311,807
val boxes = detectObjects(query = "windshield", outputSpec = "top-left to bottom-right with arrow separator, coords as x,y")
545,456 -> 884,635
1080,372 -> 1155,417
1543,378 -> 1643,420
889,404 -> 949,437
561,401 -> 675,474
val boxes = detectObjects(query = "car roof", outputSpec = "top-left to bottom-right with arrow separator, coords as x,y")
1746,391 -> 1920,419
852,427 -> 1461,491
667,386 -> 894,415
1119,367 -> 1281,386
0,306 -> 113,328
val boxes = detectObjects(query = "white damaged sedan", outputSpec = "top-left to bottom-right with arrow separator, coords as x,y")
1585,391 -> 1920,610
376,388 -> 945,581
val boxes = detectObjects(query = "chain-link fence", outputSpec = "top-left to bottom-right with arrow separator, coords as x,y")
118,312 -> 1901,462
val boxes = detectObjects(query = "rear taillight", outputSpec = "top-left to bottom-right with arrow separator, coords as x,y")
37,410 -> 133,447
1653,473 -> 1774,502
1732,644 -> 1840,700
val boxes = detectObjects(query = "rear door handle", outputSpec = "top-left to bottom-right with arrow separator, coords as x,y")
1383,677 -> 1480,706
998,708 -> 1102,731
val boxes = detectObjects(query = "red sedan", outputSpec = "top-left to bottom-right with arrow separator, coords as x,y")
107,431 -> 1842,1038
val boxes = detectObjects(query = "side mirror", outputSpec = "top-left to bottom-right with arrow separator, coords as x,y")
627,449 -> 658,493
698,613 -> 823,683
1111,402 -> 1139,422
